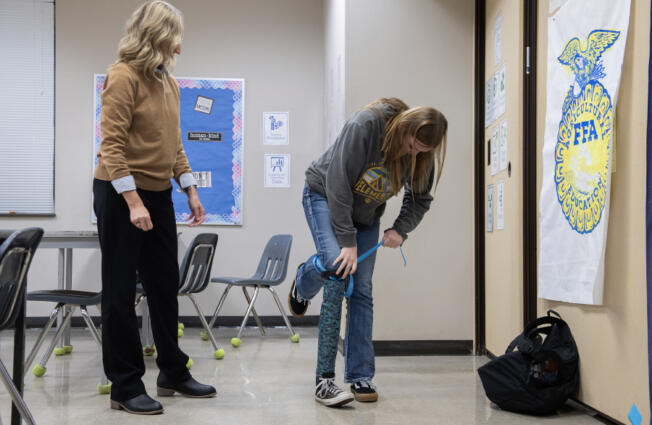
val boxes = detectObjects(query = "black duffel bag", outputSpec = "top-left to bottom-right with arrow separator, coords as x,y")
478,310 -> 579,415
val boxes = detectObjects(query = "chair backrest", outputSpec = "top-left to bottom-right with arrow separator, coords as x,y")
0,228 -> 43,331
251,234 -> 292,286
178,233 -> 218,294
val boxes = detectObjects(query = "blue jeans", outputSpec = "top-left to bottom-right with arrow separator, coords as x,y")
296,186 -> 378,383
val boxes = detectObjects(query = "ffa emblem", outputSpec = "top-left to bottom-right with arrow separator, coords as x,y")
554,30 -> 619,233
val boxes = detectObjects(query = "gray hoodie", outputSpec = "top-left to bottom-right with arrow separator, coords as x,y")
305,107 -> 434,247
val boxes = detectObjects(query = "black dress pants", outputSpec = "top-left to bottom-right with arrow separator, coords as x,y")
93,179 -> 190,402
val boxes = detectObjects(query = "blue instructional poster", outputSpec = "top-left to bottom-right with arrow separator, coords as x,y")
93,75 -> 244,225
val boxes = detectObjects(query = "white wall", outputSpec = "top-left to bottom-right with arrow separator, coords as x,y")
0,0 -> 325,318
345,0 -> 475,340
324,0 -> 346,147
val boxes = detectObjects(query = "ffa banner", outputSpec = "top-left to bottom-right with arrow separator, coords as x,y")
539,0 -> 631,304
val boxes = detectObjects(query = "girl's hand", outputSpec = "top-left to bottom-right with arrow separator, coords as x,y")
383,229 -> 403,248
333,246 -> 357,279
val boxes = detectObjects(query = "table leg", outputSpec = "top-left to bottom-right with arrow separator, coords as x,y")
10,291 -> 26,425
56,249 -> 64,349
63,248 -> 72,347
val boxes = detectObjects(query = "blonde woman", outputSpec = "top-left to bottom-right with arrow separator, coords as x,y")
288,98 -> 447,407
93,1 -> 215,415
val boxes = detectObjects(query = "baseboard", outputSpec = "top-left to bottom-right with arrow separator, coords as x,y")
338,337 -> 473,356
177,315 -> 319,327
568,399 -> 622,425
24,315 -> 320,329
374,340 -> 473,356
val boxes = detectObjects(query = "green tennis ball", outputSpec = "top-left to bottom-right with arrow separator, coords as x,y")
53,347 -> 66,356
214,349 -> 225,360
200,331 -> 209,341
178,328 -> 184,338
186,358 -> 194,369
231,337 -> 241,347
178,322 -> 185,330
97,383 -> 112,395
63,345 -> 73,354
290,334 -> 300,343
32,365 -> 46,377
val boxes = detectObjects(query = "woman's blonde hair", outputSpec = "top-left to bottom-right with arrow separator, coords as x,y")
365,98 -> 448,196
116,1 -> 183,80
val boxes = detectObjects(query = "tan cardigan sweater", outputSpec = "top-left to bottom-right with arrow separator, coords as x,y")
94,62 -> 192,191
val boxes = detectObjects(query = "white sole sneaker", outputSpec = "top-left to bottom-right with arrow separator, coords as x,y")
315,391 -> 355,407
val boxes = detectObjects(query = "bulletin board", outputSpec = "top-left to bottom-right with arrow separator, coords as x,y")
93,75 -> 244,225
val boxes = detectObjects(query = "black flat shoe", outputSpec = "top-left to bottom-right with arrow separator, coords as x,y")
110,394 -> 164,415
157,374 -> 217,398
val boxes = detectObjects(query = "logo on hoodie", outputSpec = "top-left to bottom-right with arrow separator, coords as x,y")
354,166 -> 393,204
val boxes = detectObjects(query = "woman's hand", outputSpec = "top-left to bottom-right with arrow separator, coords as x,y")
333,246 -> 357,279
123,190 -> 153,231
383,229 -> 403,248
186,186 -> 205,227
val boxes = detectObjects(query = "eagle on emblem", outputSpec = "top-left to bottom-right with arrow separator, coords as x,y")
557,29 -> 620,97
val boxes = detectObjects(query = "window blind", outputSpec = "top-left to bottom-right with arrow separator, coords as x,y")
0,0 -> 54,215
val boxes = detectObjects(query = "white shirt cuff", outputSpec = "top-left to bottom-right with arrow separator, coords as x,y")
111,175 -> 137,193
179,172 -> 198,189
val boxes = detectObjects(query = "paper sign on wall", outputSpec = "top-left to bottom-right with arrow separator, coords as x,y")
487,184 -> 494,233
491,126 -> 499,176
497,180 -> 505,230
264,154 -> 290,188
485,64 -> 507,128
499,119 -> 508,171
494,12 -> 502,66
263,112 -> 289,145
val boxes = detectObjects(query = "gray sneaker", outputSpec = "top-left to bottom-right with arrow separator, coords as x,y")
314,376 -> 354,407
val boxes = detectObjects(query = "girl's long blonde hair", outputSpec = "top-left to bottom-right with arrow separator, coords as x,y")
365,98 -> 448,196
116,1 -> 183,80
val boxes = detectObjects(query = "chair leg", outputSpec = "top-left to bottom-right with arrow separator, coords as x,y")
0,358 -> 36,425
139,297 -> 153,349
187,294 -> 223,357
80,306 -> 110,393
242,286 -> 265,336
24,304 -> 61,374
35,306 -> 76,372
134,294 -> 146,309
80,307 -> 102,350
207,285 -> 232,330
268,287 -> 297,337
236,287 -> 260,340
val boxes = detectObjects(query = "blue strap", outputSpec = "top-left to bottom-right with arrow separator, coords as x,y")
400,246 -> 407,266
357,241 -> 385,262
312,240 -> 394,298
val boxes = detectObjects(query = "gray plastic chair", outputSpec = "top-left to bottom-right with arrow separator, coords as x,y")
207,234 -> 298,347
23,290 -> 106,388
24,282 -> 109,393
135,233 -> 225,359
0,227 -> 43,425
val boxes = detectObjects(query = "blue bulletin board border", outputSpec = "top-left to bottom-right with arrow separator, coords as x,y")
93,74 -> 244,225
